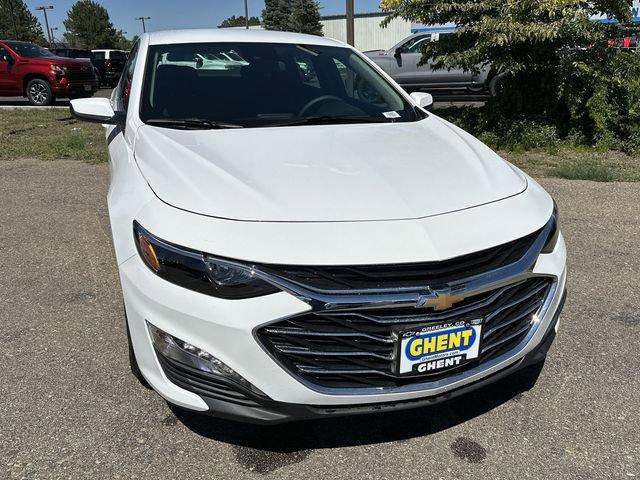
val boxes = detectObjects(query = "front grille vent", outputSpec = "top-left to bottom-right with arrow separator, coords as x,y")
257,277 -> 553,389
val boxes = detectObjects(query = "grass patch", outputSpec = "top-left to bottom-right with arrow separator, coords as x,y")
0,108 -> 107,163
505,149 -> 640,182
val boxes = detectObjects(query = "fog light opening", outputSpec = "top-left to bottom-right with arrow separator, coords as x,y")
146,322 -> 266,397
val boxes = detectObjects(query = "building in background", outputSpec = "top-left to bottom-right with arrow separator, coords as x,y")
321,12 -> 410,51
320,12 -> 455,52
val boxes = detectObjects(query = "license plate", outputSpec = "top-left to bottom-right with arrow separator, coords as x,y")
84,85 -> 92,91
396,319 -> 483,375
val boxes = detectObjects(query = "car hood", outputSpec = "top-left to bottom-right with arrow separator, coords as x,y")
25,56 -> 93,67
134,116 -> 527,222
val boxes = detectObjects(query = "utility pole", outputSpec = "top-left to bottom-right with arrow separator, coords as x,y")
49,27 -> 58,47
346,0 -> 355,46
36,5 -> 54,47
244,0 -> 249,29
136,16 -> 151,33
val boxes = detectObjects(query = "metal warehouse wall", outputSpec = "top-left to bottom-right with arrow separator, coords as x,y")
321,14 -> 412,52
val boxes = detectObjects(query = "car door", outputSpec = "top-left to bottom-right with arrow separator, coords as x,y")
395,33 -> 474,88
391,35 -> 432,86
0,46 -> 20,94
430,33 -> 474,86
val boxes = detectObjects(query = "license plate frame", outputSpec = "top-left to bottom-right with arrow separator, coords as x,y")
394,319 -> 483,376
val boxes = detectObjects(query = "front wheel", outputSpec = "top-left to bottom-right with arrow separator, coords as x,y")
26,78 -> 54,106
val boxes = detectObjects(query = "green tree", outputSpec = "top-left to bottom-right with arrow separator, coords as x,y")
382,0 -> 638,149
219,15 -> 261,28
113,30 -> 133,50
0,0 -> 46,43
289,0 -> 322,35
262,0 -> 292,31
63,0 -> 119,49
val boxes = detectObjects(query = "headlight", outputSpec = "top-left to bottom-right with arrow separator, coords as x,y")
133,221 -> 280,299
51,65 -> 67,75
541,201 -> 560,253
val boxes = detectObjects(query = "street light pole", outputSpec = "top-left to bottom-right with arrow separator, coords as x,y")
244,0 -> 249,29
36,5 -> 54,47
136,16 -> 151,33
49,27 -> 58,47
346,0 -> 354,46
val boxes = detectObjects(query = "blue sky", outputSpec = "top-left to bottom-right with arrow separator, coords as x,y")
25,0 -> 382,39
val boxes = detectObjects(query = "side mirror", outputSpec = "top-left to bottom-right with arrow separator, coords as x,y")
410,91 -> 434,110
394,47 -> 407,58
70,97 -> 124,124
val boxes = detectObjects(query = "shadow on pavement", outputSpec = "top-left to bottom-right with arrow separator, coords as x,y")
171,362 -> 544,452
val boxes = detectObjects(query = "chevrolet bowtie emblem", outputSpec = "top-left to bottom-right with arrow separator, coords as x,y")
416,289 -> 465,311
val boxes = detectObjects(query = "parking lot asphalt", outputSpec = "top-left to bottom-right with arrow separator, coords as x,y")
1,159 -> 638,479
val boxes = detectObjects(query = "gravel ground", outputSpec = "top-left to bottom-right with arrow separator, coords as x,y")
1,159 -> 638,479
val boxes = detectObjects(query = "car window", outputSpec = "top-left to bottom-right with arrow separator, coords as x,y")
140,42 -> 420,128
295,52 -> 320,88
5,41 -> 54,58
406,35 -> 431,53
0,47 -> 12,61
92,51 -> 105,60
115,42 -> 139,112
110,51 -> 127,60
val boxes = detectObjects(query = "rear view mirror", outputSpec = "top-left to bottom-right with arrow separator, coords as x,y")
70,97 -> 124,124
410,92 -> 434,110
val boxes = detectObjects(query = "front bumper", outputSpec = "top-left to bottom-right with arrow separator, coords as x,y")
160,291 -> 565,424
120,227 -> 567,421
52,78 -> 99,96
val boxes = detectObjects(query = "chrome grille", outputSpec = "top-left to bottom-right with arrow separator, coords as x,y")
258,227 -> 542,292
257,277 -> 553,389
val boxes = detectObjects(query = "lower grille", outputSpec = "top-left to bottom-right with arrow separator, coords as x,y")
66,66 -> 95,82
256,277 -> 553,389
157,352 -> 263,407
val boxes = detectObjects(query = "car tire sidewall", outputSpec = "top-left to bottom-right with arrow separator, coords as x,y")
26,79 -> 54,106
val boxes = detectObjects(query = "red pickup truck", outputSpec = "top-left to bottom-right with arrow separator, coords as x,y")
0,40 -> 99,106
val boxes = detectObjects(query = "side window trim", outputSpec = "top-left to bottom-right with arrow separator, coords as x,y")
116,41 -> 140,113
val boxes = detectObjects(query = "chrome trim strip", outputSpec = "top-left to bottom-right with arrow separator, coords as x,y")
249,217 -> 555,312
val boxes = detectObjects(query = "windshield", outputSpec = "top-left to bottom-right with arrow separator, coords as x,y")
140,42 -> 422,128
6,41 -> 55,58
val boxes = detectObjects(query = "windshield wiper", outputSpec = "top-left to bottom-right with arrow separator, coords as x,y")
269,115 -> 393,127
145,118 -> 243,130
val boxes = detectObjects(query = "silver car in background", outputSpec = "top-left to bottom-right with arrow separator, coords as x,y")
365,32 -> 502,95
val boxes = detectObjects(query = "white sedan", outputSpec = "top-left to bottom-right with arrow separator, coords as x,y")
70,28 -> 566,424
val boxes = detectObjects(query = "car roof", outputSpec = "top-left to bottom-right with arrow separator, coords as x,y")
145,29 -> 347,47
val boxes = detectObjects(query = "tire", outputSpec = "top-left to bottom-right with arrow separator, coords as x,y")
489,73 -> 506,97
26,78 -> 54,106
126,313 -> 152,389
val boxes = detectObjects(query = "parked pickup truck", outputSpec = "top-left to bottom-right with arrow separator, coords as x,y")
365,32 -> 501,95
0,40 -> 98,105
91,49 -> 127,87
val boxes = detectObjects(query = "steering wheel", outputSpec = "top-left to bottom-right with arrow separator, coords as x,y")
298,95 -> 345,117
